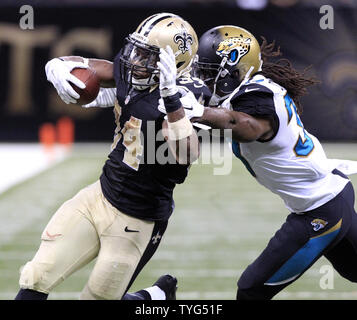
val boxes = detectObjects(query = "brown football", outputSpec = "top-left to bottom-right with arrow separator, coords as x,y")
70,67 -> 100,105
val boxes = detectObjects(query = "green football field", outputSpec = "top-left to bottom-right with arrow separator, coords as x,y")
0,142 -> 356,300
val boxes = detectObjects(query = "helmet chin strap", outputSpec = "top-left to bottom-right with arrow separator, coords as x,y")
132,79 -> 151,91
131,72 -> 158,90
222,66 -> 255,108
210,66 -> 254,108
212,57 -> 228,99
209,56 -> 235,106
208,93 -> 230,106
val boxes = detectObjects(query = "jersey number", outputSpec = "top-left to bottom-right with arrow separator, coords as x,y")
122,116 -> 143,171
284,95 -> 314,157
111,101 -> 143,171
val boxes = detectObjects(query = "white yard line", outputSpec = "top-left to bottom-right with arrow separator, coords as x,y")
0,143 -> 69,194
0,143 -> 70,246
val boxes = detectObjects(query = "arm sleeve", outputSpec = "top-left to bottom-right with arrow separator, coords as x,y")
231,91 -> 275,117
231,90 -> 279,142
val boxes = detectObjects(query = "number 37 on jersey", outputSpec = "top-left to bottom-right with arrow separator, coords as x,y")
284,94 -> 314,157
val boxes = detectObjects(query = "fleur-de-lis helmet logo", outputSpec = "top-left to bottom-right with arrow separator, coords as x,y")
174,27 -> 194,54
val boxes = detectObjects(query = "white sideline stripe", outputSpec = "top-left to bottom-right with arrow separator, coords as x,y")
0,143 -> 69,194
1,291 -> 357,300
0,143 -> 70,246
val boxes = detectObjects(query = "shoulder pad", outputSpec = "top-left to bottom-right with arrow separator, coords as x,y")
177,75 -> 212,104
231,82 -> 273,103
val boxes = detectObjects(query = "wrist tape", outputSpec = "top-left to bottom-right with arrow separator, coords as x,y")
167,116 -> 193,140
163,92 -> 181,113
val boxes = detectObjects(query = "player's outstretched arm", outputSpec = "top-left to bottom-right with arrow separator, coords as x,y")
194,107 -> 273,143
60,56 -> 115,88
45,56 -> 115,105
157,46 -> 200,164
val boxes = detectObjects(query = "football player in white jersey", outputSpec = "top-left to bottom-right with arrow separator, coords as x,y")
190,25 -> 357,299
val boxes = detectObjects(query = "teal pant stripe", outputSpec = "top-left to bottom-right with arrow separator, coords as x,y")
266,228 -> 340,285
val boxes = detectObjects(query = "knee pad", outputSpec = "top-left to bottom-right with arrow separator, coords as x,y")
79,284 -> 101,300
81,233 -> 143,300
82,260 -> 134,300
19,261 -> 49,294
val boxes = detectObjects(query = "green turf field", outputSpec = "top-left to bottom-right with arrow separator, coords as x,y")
0,142 -> 356,300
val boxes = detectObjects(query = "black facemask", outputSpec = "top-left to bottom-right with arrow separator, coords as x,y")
119,36 -> 160,90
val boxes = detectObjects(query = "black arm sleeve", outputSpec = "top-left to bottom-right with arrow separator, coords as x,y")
231,89 -> 279,142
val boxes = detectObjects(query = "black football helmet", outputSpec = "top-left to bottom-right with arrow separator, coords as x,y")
193,25 -> 262,104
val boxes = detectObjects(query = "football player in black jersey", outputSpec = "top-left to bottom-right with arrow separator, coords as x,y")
15,13 -> 211,300
190,25 -> 357,300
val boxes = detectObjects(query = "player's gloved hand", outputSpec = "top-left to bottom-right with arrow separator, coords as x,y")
157,45 -> 178,98
45,58 -> 88,104
158,87 -> 204,120
82,87 -> 116,108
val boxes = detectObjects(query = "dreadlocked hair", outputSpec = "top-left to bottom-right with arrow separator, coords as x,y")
259,37 -> 319,114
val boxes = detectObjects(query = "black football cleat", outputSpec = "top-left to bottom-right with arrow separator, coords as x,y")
153,274 -> 178,300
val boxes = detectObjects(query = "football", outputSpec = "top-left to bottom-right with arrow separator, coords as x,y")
70,67 -> 100,105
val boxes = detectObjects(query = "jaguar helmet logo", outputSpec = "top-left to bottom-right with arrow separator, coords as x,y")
216,36 -> 251,66
311,219 -> 328,232
174,29 -> 194,54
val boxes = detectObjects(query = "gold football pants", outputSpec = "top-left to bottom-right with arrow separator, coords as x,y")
19,180 -> 167,299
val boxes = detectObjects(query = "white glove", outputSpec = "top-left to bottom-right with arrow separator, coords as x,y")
82,87 -> 116,108
158,87 -> 204,120
45,58 -> 88,104
157,46 -> 178,98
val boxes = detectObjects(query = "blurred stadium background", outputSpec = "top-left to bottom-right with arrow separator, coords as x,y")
0,0 -> 356,300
